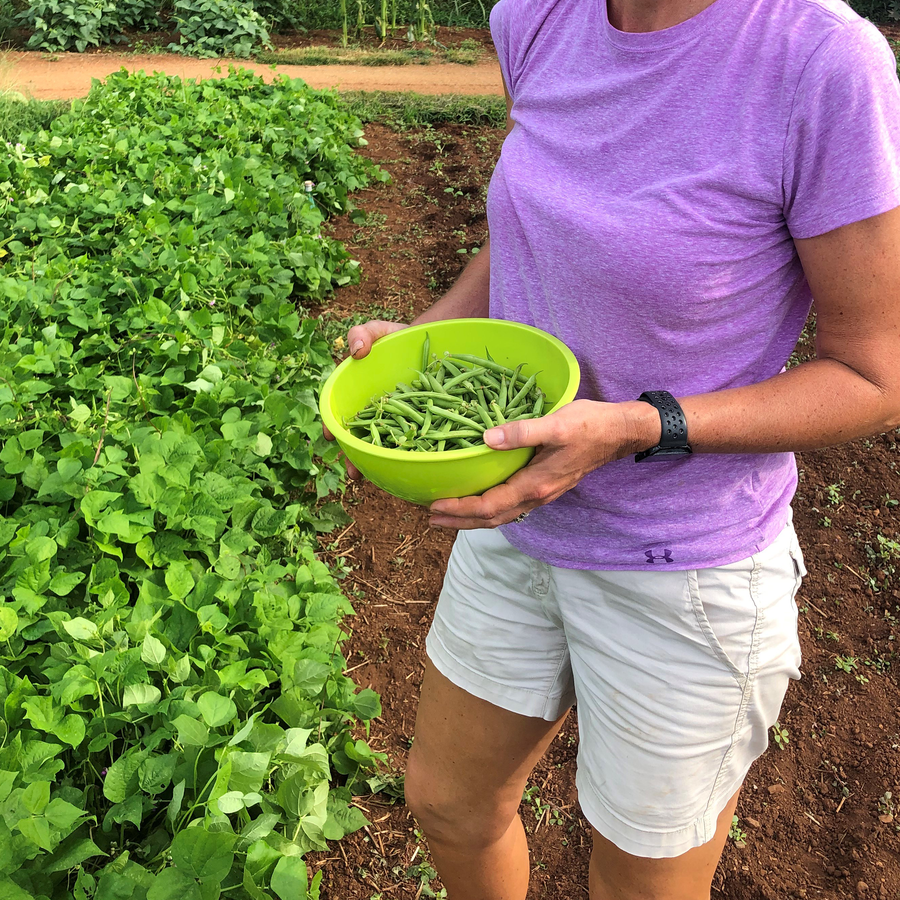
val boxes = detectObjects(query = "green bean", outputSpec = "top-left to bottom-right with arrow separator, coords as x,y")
440,358 -> 464,377
427,403 -> 487,432
498,374 -> 507,410
422,428 -> 483,440
420,407 -> 432,437
370,423 -> 382,446
435,416 -> 453,451
421,332 -> 430,372
533,391 -> 544,417
473,401 -> 495,430
490,401 -> 506,425
446,354 -> 528,382
393,390 -> 464,406
383,399 -> 426,426
442,367 -> 487,391
508,372 -> 538,410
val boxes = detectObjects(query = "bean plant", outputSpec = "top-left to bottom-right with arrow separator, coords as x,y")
0,69 -> 389,899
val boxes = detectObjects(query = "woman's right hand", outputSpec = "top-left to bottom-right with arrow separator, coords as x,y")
323,320 -> 409,478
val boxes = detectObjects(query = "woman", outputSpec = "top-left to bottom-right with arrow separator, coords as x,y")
332,0 -> 900,896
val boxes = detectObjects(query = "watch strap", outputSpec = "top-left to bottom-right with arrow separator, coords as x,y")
634,390 -> 693,462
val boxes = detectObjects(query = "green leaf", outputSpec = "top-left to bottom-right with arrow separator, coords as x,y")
123,683 -> 162,707
252,432 -> 272,457
139,753 -> 178,796
270,856 -> 309,900
197,692 -> 237,729
44,797 -> 87,831
165,563 -> 195,600
174,714 -> 209,747
62,617 -> 99,642
215,791 -> 245,815
148,868 -> 202,900
53,714 -> 86,748
103,750 -> 149,803
25,535 -> 57,563
45,833 -> 105,873
57,457 -> 83,481
21,780 -> 51,815
23,696 -> 63,734
170,828 -> 235,884
0,606 -> 18,641
141,633 -> 167,666
0,875 -> 36,900
167,780 -> 185,828
49,570 -> 86,596
351,688 -> 381,721
18,815 -> 53,850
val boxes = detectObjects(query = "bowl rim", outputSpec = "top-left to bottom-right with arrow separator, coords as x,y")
319,318 -> 581,463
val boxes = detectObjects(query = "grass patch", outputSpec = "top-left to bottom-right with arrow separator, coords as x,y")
342,89 -> 505,128
0,94 -> 70,142
257,44 -> 480,66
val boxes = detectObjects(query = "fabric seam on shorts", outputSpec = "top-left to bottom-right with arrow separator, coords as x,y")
702,553 -> 764,834
688,570 -> 746,689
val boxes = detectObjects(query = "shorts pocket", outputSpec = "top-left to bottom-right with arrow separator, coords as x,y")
687,565 -> 760,690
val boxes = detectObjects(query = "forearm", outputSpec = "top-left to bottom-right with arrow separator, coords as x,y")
412,239 -> 491,325
622,358 -> 900,457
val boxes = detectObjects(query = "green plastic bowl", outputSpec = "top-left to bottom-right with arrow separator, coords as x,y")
319,319 -> 581,504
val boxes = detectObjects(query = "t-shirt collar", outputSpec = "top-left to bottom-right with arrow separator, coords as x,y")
601,0 -> 738,51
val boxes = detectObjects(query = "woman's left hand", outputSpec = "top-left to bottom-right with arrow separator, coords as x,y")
428,399 -> 658,529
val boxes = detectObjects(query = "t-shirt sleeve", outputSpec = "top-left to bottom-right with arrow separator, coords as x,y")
783,19 -> 900,240
490,0 -> 516,96
490,0 -> 562,101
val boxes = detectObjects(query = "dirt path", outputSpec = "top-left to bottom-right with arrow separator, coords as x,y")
1,50 -> 504,100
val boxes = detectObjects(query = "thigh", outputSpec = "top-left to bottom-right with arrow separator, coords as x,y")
406,661 -> 568,832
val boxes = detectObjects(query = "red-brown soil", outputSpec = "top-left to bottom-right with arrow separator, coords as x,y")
303,122 -> 900,899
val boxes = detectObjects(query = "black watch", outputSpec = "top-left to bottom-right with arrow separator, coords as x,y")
634,390 -> 693,462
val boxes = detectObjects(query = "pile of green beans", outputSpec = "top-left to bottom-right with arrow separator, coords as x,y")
345,335 -> 546,452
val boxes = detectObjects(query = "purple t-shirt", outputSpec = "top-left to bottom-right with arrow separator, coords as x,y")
491,0 -> 900,570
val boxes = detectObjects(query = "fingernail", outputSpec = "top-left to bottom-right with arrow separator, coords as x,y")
485,427 -> 506,447
350,340 -> 364,357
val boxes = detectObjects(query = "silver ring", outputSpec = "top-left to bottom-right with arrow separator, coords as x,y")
512,512 -> 530,523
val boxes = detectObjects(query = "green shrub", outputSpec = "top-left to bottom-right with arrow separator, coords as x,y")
18,0 -> 120,51
171,0 -> 271,55
846,0 -> 899,20
0,0 -> 15,43
254,0 -> 306,31
114,0 -> 161,31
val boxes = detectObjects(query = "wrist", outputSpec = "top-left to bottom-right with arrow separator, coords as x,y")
616,400 -> 662,458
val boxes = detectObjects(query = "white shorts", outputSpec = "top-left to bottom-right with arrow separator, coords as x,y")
424,521 -> 805,859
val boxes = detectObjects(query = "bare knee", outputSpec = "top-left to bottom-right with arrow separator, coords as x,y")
405,745 -> 520,848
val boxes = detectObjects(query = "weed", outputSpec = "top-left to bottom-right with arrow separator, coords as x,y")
835,655 -> 860,673
826,481 -> 845,505
879,791 -> 895,822
729,816 -> 748,847
771,722 -> 790,750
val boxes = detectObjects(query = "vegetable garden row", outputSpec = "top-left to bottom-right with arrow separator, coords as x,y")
0,68 -> 389,899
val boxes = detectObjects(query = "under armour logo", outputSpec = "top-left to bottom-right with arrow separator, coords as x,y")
645,549 -> 674,564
